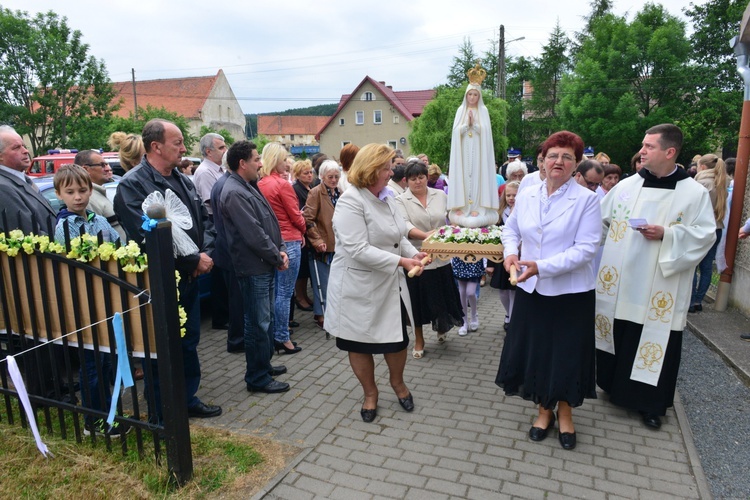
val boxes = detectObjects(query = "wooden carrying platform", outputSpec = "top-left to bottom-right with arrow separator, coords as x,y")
420,240 -> 503,263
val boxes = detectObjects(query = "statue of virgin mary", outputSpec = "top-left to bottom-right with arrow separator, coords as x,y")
446,64 -> 499,228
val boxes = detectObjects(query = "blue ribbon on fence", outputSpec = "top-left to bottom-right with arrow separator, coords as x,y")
141,215 -> 158,232
107,312 -> 135,428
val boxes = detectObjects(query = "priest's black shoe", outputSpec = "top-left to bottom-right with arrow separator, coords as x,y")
247,380 -> 290,393
558,431 -> 577,450
360,407 -> 377,423
187,401 -> 222,418
398,393 -> 414,412
640,412 -> 661,429
528,413 -> 555,441
271,365 -> 287,376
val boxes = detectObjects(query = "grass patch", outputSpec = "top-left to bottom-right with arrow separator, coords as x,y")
0,402 -> 299,498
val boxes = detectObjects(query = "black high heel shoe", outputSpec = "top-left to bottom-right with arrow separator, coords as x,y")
274,341 -> 301,355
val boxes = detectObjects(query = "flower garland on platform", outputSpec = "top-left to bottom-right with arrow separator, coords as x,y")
0,230 -> 186,336
427,225 -> 503,245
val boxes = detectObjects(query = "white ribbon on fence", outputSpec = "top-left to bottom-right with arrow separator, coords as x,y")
1,290 -> 151,456
5,355 -> 52,457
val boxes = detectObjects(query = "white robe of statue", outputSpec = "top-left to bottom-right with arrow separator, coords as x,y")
446,84 -> 499,228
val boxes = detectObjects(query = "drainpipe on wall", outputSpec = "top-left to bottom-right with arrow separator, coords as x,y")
716,31 -> 750,311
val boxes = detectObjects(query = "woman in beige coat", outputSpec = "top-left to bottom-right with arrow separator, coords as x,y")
326,144 -> 427,423
304,160 -> 341,328
394,160 -> 463,359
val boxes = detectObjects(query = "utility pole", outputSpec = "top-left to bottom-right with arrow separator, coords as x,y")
498,25 -> 505,100
131,68 -> 138,121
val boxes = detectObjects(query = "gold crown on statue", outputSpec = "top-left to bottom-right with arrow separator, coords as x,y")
467,62 -> 487,86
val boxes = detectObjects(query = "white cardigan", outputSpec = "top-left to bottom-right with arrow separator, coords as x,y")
503,179 -> 601,296
325,187 -> 418,343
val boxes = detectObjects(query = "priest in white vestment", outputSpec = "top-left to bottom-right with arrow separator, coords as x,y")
595,124 -> 716,430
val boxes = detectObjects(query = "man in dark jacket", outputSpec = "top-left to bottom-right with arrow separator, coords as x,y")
0,125 -> 56,233
211,169 -> 244,353
221,140 -> 290,393
114,118 -> 221,419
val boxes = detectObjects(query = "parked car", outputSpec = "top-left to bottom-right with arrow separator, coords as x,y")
28,149 -> 120,178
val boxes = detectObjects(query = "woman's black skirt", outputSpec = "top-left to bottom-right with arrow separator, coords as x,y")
496,288 -> 597,408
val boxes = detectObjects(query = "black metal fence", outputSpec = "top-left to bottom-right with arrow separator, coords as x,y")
0,209 -> 192,484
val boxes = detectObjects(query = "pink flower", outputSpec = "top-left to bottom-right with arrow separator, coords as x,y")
452,227 -> 461,234
481,227 -> 489,233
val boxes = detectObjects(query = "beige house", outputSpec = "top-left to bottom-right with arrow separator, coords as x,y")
111,69 -> 245,154
316,77 -> 435,157
257,116 -> 329,149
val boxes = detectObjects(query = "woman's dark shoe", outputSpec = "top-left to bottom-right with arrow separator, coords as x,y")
688,304 -> 702,313
360,407 -> 377,423
274,341 -> 302,355
314,315 -> 324,329
398,393 -> 414,412
528,413 -> 555,441
556,411 -> 577,449
558,431 -> 577,450
289,320 -> 300,328
295,299 -> 313,312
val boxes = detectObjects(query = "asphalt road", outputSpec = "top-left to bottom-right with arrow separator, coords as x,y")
679,330 -> 750,499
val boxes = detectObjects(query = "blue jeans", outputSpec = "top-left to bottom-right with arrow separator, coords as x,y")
691,229 -> 722,305
309,253 -> 331,316
239,272 -> 275,389
273,240 -> 301,343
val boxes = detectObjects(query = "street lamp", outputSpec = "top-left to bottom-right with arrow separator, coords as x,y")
497,25 -> 525,100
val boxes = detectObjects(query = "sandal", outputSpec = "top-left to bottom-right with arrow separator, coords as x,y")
412,348 -> 424,359
437,332 -> 446,344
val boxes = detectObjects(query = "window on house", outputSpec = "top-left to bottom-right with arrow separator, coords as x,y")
374,110 -> 382,124
290,134 -> 295,141
393,115 -> 400,124
388,140 -> 397,149
339,118 -> 345,126
356,111 -> 364,125
361,91 -> 374,101
342,141 -> 351,147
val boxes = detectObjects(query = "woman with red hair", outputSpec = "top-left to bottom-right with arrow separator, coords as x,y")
496,131 -> 601,451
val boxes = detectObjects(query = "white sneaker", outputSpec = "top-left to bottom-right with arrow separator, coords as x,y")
469,319 -> 479,331
458,325 -> 468,336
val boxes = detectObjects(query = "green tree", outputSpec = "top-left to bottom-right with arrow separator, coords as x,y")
505,56 -> 536,155
526,22 -> 572,146
199,125 -> 235,146
409,85 -> 507,167
447,38 -> 480,88
683,0 -> 745,154
253,134 -> 271,154
107,104 -> 197,152
0,9 -> 118,155
558,4 -> 692,166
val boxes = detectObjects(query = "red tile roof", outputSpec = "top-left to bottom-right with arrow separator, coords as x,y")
111,71 -> 221,119
258,116 -> 330,136
317,76 -> 435,139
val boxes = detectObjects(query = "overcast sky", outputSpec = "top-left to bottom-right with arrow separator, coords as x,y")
7,0 -> 706,115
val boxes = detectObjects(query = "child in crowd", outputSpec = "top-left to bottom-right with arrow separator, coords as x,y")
487,181 -> 519,331
53,164 -> 124,436
451,257 -> 485,336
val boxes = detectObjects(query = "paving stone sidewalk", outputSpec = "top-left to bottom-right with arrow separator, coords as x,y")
194,288 -> 710,499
